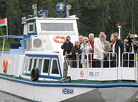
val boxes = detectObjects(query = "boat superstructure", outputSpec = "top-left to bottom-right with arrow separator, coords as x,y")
0,2 -> 137,102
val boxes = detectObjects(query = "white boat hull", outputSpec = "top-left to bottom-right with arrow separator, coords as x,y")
0,75 -> 137,102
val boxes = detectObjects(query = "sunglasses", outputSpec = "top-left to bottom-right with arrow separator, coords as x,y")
114,36 -> 118,37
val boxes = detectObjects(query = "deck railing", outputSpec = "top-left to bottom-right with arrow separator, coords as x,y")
122,52 -> 136,67
65,52 -> 138,81
65,52 -> 118,68
65,52 -> 137,68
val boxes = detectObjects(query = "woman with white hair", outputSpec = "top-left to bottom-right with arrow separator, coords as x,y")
80,37 -> 93,68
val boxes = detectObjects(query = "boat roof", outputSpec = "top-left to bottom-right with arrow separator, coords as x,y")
0,35 -> 25,39
26,17 -> 79,21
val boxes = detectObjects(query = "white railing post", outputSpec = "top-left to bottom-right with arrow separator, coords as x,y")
2,38 -> 5,54
118,26 -> 121,67
136,54 -> 138,82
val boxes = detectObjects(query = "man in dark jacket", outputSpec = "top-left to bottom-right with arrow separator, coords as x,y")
125,34 -> 138,67
61,36 -> 73,58
71,40 -> 82,68
112,32 -> 124,67
61,36 -> 73,81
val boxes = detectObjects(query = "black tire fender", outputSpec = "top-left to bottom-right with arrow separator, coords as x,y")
31,68 -> 39,81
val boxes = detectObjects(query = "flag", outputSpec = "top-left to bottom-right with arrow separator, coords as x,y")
0,18 -> 7,27
115,22 -> 120,26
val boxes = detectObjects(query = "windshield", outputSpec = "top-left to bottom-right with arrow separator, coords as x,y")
41,23 -> 74,31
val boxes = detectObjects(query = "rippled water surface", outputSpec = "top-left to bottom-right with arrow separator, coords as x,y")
0,91 -> 30,102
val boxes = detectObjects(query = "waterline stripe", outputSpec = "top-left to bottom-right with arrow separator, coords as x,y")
0,75 -> 138,88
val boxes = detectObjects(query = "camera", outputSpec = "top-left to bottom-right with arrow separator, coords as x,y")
66,39 -> 69,42
126,33 -> 134,45
86,41 -> 88,43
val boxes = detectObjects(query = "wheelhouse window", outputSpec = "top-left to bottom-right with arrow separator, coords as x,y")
23,56 -> 28,73
41,23 -> 74,31
42,59 -> 50,73
51,59 -> 59,74
28,22 -> 36,33
28,58 -> 32,72
38,58 -> 42,71
33,58 -> 37,68
29,25 -> 33,31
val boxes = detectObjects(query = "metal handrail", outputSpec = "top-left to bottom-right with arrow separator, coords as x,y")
64,52 -> 118,68
122,52 -> 136,67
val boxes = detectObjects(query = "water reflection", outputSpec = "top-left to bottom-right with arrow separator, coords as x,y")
0,91 -> 31,102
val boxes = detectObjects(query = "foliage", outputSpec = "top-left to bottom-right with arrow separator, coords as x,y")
0,0 -> 137,41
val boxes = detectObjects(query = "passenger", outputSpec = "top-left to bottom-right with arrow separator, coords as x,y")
88,33 -> 95,67
133,34 -> 138,53
79,35 -> 84,46
134,34 -> 138,42
103,35 -> 111,67
71,41 -> 82,68
123,39 -> 128,67
130,34 -> 134,38
61,36 -> 73,81
125,34 -> 138,67
93,32 -> 107,68
124,39 -> 128,52
78,35 -> 84,68
110,37 -> 115,48
110,33 -> 114,39
111,32 -> 124,67
80,37 -> 93,68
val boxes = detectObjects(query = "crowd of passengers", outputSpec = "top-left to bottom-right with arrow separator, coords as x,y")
61,32 -> 138,68
60,32 -> 138,82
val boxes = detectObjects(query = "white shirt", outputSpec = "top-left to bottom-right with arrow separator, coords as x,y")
93,38 -> 104,60
112,41 -> 116,57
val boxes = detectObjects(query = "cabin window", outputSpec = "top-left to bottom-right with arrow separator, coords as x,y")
42,59 -> 50,73
38,59 -> 42,71
24,56 -> 28,72
28,58 -> 32,71
41,23 -> 74,31
28,22 -> 36,33
29,25 -> 33,31
33,58 -> 37,68
28,23 -> 33,32
51,59 -> 59,74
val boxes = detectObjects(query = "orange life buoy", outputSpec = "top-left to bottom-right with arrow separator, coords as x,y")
3,59 -> 8,73
53,36 -> 65,43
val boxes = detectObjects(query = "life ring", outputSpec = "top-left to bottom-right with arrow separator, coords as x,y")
31,68 -> 39,81
53,36 -> 65,43
3,59 -> 8,73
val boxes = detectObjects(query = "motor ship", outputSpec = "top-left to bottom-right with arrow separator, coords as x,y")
0,2 -> 137,102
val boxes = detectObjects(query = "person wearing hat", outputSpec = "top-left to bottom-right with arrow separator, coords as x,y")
125,34 -> 138,67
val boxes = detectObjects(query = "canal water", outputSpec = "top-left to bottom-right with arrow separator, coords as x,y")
0,91 -> 31,102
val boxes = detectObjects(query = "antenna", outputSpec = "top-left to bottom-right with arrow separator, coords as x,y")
66,5 -> 72,18
32,4 -> 37,17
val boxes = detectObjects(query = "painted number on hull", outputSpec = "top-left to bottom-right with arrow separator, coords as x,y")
62,88 -> 74,94
89,72 -> 99,77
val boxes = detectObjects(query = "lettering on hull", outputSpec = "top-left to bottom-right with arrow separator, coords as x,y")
62,88 -> 74,94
